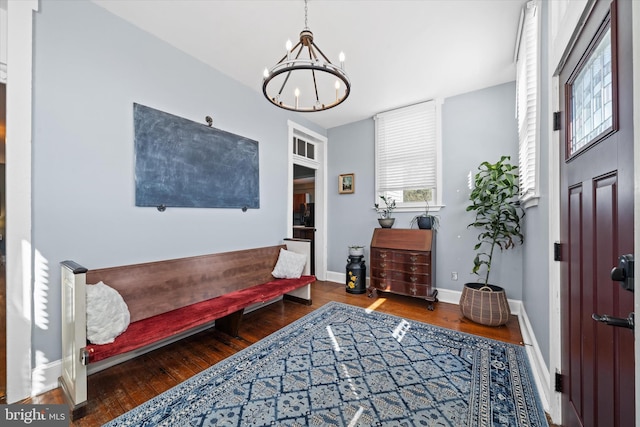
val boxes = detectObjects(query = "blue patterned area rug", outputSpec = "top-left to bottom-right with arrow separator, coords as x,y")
104,301 -> 548,427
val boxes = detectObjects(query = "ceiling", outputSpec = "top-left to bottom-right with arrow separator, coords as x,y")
92,0 -> 527,130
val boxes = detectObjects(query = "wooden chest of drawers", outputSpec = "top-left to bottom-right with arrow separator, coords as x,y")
368,228 -> 438,310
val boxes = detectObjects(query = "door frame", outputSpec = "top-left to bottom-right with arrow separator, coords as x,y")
548,0 -> 639,424
4,0 -> 37,403
287,121 -> 327,281
632,1 -> 640,421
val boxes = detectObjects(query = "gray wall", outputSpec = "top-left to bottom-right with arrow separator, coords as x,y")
521,0 -> 551,365
327,83 -> 524,299
32,0 -> 552,371
326,119 -> 376,266
32,0 -> 324,363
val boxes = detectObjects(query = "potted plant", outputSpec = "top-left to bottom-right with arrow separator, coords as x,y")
459,156 -> 524,326
410,198 -> 439,230
374,195 -> 396,228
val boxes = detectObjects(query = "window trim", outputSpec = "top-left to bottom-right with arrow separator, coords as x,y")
516,0 -> 540,209
374,99 -> 443,212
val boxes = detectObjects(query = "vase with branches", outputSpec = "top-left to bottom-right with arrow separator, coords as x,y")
374,195 -> 396,228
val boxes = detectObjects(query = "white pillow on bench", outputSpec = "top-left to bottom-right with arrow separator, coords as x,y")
271,248 -> 307,279
86,281 -> 131,345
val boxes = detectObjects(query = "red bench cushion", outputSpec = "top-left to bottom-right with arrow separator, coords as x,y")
85,275 -> 315,363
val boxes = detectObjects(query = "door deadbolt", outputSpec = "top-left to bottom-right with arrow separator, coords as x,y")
611,254 -> 634,292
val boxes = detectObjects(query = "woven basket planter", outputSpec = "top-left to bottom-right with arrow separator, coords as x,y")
459,283 -> 510,326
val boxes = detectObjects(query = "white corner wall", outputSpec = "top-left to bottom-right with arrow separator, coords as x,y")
5,0 -> 38,403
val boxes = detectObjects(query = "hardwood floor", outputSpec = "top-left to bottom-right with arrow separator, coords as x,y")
24,280 -> 525,426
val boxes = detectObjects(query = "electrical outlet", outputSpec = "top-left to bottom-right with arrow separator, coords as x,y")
451,272 -> 458,281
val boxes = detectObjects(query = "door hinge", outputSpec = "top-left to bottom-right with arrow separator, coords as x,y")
553,111 -> 561,131
555,372 -> 563,393
554,242 -> 562,261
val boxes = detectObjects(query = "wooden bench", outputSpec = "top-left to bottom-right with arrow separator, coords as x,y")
59,239 -> 315,419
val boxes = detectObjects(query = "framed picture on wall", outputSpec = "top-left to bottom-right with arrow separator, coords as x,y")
339,173 -> 355,194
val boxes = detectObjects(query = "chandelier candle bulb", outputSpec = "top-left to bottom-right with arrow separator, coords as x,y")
295,88 -> 300,109
286,39 -> 292,59
335,81 -> 340,101
339,51 -> 345,68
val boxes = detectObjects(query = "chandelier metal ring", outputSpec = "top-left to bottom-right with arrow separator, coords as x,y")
262,60 -> 350,112
262,0 -> 351,113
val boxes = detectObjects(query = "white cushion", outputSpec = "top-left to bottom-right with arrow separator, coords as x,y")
86,281 -> 131,345
271,248 -> 307,279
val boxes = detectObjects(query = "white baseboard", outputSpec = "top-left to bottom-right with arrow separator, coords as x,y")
325,273 -> 522,314
325,270 -> 344,284
32,359 -> 62,398
517,304 -> 551,412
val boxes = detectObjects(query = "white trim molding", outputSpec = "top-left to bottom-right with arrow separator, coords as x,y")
6,0 -> 38,403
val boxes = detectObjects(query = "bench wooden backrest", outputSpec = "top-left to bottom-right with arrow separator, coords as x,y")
86,245 -> 285,323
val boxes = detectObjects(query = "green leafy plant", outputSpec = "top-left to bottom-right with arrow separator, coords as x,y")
374,195 -> 396,219
467,155 -> 524,285
410,197 -> 439,229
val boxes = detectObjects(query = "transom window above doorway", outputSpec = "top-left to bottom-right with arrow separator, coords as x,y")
293,136 -> 315,161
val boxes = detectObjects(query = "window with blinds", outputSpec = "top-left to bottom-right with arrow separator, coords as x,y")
516,0 -> 539,205
374,100 -> 441,210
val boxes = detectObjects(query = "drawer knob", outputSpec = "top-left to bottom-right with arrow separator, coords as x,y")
380,262 -> 386,268
410,266 -> 417,272
380,253 -> 387,259
410,256 -> 418,262
410,276 -> 418,283
380,272 -> 386,278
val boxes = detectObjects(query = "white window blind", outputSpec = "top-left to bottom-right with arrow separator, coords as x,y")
375,101 -> 439,206
516,1 -> 539,204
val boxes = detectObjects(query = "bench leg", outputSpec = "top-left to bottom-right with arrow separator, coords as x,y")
215,309 -> 244,337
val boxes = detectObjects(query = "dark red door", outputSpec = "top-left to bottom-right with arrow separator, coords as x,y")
559,1 -> 634,426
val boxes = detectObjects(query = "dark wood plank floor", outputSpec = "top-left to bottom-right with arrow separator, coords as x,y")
24,280 -> 525,426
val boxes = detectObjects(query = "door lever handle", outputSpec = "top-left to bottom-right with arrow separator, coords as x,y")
592,312 -> 634,330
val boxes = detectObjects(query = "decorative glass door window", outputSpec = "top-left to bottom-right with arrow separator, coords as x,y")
568,24 -> 614,157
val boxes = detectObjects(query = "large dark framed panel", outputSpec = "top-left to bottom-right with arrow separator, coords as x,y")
134,103 -> 259,209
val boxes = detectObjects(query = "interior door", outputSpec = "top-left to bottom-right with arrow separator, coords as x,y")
559,1 -> 634,426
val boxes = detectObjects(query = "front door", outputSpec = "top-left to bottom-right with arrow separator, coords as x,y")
559,1 -> 634,426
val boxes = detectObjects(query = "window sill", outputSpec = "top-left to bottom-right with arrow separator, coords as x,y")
520,195 -> 540,209
394,204 -> 445,213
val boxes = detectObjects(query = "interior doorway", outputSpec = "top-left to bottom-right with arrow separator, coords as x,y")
293,164 -> 316,274
287,121 -> 327,280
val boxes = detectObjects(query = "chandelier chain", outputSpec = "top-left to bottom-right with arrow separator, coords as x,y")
304,0 -> 308,30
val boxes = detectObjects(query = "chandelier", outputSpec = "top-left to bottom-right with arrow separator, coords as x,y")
262,0 -> 351,112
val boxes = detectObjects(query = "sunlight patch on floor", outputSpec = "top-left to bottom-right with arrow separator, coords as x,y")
326,325 -> 341,352
392,319 -> 411,343
347,406 -> 364,427
365,298 -> 386,313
